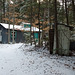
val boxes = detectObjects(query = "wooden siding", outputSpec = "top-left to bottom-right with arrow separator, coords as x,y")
0,24 -> 25,43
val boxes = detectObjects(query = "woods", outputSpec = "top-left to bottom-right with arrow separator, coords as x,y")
0,1 -> 75,75
0,0 -> 75,55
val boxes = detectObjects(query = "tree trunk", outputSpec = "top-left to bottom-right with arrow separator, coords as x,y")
65,0 -> 69,25
38,0 -> 40,47
30,0 -> 32,45
8,4 -> 10,43
54,0 -> 58,54
62,0 -> 65,23
3,0 -> 5,22
12,1 -> 15,44
0,8 -> 2,22
72,0 -> 75,23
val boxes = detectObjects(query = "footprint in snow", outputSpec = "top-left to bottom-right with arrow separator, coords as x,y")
1,67 -> 3,69
10,70 -> 14,72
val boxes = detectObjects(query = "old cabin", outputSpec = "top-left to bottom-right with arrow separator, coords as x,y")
0,23 -> 25,43
20,22 -> 42,42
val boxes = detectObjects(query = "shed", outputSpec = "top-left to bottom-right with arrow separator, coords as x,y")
53,24 -> 73,55
0,23 -> 25,43
20,22 -> 42,42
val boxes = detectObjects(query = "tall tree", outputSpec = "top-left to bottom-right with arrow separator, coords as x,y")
72,0 -> 75,23
8,3 -> 11,43
38,0 -> 41,47
30,0 -> 32,45
0,0 -> 3,22
65,0 -> 69,25
54,0 -> 58,54
12,0 -> 15,43
3,0 -> 5,22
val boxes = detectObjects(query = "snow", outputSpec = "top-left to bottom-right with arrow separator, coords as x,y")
0,23 -> 23,31
10,0 -> 13,4
0,43 -> 75,75
21,22 -> 30,25
24,27 -> 42,32
0,23 -> 42,32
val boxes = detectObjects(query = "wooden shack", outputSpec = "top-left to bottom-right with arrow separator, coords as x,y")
0,23 -> 25,43
53,24 -> 73,55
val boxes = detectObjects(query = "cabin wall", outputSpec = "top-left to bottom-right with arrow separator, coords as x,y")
0,24 -> 25,43
58,25 -> 70,55
53,25 -> 70,55
0,25 -> 8,43
10,30 -> 25,43
16,31 -> 25,43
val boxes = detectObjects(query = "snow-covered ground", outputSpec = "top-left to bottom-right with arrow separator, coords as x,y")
0,43 -> 75,75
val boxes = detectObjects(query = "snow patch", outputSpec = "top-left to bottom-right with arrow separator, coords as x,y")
0,43 -> 75,75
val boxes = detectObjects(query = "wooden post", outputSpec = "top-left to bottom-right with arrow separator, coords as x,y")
49,29 -> 54,54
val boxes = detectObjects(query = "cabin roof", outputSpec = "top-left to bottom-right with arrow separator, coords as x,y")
58,23 -> 74,28
21,22 -> 30,25
0,23 -> 42,32
0,23 -> 23,31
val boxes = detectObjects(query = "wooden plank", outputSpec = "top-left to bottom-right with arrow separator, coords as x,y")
49,29 -> 54,54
